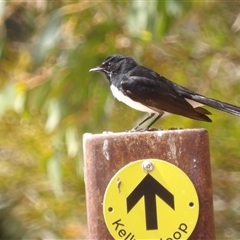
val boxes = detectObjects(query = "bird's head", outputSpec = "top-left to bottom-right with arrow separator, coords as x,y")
89,54 -> 137,81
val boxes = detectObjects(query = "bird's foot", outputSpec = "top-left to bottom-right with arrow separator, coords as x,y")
145,127 -> 163,131
168,127 -> 183,130
128,127 -> 142,132
127,127 -> 163,132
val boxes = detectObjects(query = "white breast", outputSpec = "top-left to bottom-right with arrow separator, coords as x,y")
110,84 -> 157,113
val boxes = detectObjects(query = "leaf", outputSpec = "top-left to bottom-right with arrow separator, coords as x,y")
45,99 -> 61,132
47,153 -> 63,198
0,82 -> 16,117
0,1 -> 5,18
65,126 -> 79,158
33,10 -> 63,66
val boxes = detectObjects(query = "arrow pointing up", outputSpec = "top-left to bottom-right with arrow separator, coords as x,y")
126,174 -> 175,230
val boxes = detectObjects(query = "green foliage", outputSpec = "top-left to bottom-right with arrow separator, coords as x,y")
0,0 -> 240,238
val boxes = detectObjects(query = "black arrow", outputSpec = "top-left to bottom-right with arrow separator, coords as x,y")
126,174 -> 174,230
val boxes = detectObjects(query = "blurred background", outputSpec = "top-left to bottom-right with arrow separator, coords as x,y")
0,0 -> 240,239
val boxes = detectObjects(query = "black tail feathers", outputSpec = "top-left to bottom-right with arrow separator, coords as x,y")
191,95 -> 240,117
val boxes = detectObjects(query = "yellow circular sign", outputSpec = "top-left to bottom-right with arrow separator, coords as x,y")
103,159 -> 199,240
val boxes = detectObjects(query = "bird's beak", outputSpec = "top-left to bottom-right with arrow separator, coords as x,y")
89,66 -> 104,72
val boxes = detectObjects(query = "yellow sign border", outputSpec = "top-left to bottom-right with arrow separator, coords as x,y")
103,159 -> 199,240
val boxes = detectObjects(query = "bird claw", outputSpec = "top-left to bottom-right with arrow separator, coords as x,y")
127,127 -> 141,132
127,127 -> 163,132
168,127 -> 183,130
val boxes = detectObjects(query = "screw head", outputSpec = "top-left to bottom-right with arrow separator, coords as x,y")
142,160 -> 154,172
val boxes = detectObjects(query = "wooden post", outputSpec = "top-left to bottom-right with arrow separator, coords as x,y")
83,129 -> 215,239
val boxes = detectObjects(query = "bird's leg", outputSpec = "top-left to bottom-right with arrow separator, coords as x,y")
131,113 -> 156,131
145,111 -> 164,130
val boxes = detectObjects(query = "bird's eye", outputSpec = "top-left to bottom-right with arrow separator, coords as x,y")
108,62 -> 112,67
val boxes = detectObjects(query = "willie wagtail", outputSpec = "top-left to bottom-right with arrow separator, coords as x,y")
90,54 -> 240,130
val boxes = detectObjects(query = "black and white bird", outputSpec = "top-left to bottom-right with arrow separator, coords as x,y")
89,54 -> 240,130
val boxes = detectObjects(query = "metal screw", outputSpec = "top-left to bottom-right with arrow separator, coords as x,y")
142,160 -> 154,172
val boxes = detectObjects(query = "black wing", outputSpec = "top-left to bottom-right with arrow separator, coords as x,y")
121,68 -> 212,122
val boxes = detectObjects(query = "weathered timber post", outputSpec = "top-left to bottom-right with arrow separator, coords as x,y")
83,128 -> 215,239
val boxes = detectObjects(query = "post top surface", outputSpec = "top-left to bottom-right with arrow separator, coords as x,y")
83,128 -> 208,140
